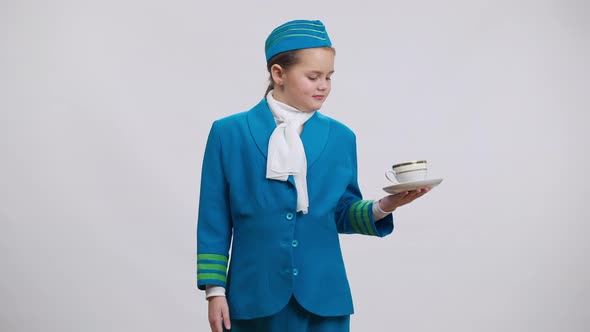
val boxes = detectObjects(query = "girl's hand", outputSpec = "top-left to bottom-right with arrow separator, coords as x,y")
379,187 -> 431,212
208,296 -> 231,332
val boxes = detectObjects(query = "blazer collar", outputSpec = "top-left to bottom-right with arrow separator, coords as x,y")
247,98 -> 330,170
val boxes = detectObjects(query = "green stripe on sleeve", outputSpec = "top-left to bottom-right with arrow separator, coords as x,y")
349,200 -> 375,235
352,200 -> 368,234
197,263 -> 227,272
197,273 -> 227,283
360,201 -> 376,236
197,254 -> 228,263
353,200 -> 367,234
356,200 -> 372,234
349,201 -> 363,234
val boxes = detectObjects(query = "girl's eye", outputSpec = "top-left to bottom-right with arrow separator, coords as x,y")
308,76 -> 318,81
326,77 -> 332,81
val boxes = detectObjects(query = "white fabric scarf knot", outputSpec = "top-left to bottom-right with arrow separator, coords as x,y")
266,91 -> 315,214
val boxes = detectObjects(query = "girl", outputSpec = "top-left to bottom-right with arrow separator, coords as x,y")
197,19 -> 430,332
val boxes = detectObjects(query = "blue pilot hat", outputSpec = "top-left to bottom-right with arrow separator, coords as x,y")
265,19 -> 332,62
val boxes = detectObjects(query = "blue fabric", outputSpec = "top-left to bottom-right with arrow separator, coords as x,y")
225,296 -> 349,332
265,19 -> 332,61
197,98 -> 394,319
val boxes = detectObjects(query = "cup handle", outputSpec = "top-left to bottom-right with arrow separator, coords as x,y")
385,170 -> 399,184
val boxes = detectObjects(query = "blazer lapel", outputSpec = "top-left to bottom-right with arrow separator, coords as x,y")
301,112 -> 330,169
247,99 -> 276,160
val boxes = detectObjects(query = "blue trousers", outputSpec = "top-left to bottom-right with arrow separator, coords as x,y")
225,296 -> 350,332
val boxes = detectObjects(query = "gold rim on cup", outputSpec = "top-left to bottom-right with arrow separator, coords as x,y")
392,160 -> 427,169
395,168 -> 428,175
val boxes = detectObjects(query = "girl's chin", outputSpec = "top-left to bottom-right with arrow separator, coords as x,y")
305,101 -> 325,111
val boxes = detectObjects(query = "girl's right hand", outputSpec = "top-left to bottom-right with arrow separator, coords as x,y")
208,296 -> 231,332
378,187 -> 431,212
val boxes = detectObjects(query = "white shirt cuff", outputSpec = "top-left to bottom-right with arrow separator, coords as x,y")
205,285 -> 226,299
372,199 -> 393,221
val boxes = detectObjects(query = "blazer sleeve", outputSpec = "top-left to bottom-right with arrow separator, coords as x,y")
196,121 -> 232,290
334,134 -> 394,237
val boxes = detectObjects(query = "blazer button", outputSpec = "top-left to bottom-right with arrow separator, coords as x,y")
285,212 -> 294,221
292,268 -> 299,276
291,240 -> 298,247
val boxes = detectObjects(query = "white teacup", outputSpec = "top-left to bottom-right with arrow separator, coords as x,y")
385,160 -> 428,184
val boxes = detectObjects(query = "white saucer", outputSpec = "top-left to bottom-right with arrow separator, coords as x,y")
382,178 -> 443,195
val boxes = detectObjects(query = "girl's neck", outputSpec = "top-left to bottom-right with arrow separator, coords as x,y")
268,90 -> 303,113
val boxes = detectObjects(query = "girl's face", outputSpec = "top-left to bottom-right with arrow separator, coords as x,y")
271,47 -> 335,112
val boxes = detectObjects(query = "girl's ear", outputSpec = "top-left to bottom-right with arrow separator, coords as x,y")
270,64 -> 285,87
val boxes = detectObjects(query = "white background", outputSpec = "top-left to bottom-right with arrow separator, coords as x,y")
1,0 -> 588,331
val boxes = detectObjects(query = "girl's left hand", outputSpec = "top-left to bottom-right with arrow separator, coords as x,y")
378,187 -> 431,213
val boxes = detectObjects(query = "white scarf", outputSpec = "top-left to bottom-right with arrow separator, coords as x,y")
266,91 -> 315,214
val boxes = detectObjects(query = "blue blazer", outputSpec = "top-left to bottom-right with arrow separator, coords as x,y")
196,99 -> 394,320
